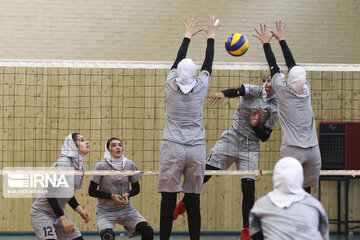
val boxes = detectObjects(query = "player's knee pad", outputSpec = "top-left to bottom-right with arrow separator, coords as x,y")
135,221 -> 154,239
72,237 -> 84,240
100,228 -> 115,240
241,178 -> 255,196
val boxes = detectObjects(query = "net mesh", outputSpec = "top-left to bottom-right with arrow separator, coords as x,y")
0,62 -> 359,173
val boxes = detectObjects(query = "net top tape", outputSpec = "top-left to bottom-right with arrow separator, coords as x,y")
0,59 -> 359,71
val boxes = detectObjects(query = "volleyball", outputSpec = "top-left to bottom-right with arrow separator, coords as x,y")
225,33 -> 249,56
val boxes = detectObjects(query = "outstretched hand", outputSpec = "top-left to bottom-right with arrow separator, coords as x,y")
270,20 -> 287,41
183,16 -> 202,39
253,24 -> 273,44
208,92 -> 225,105
202,16 -> 221,39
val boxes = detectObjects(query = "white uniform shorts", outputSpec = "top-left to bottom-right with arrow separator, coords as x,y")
30,209 -> 81,240
158,140 -> 206,194
97,205 -> 147,238
206,127 -> 260,180
280,144 -> 321,188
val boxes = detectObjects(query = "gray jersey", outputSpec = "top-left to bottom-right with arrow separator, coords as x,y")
91,159 -> 142,212
162,69 -> 210,145
250,195 -> 329,240
232,84 -> 278,141
272,73 -> 318,148
31,156 -> 84,217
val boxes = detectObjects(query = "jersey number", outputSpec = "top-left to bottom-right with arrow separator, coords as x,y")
43,226 -> 54,237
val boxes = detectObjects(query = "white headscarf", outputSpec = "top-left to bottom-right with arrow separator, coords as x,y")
176,58 -> 197,94
104,139 -> 127,170
61,134 -> 85,170
288,66 -> 309,96
268,156 -> 308,208
261,82 -> 276,102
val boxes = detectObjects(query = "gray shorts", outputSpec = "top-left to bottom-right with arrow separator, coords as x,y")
158,140 -> 206,194
280,144 -> 321,188
30,209 -> 81,240
97,205 -> 147,238
206,127 -> 260,180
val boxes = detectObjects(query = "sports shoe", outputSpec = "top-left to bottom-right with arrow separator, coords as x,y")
240,227 -> 250,240
173,201 -> 186,220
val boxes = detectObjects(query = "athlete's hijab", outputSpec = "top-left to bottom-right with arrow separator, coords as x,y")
104,139 -> 128,170
268,156 -> 308,208
176,58 -> 197,94
287,66 -> 309,96
61,134 -> 85,170
262,75 -> 275,102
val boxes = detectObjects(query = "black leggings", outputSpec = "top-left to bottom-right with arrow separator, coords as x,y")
241,178 -> 255,228
135,221 -> 154,240
160,192 -> 201,240
198,165 -> 255,228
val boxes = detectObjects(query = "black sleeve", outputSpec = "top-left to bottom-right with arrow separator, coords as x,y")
279,40 -> 296,70
47,198 -> 64,218
171,38 -> 191,69
88,180 -> 112,199
251,231 -> 264,240
263,43 -> 280,77
201,38 -> 215,74
222,85 -> 245,98
68,196 -> 79,211
252,123 -> 272,142
128,181 -> 140,198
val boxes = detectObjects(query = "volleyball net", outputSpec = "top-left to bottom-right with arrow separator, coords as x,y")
0,60 -> 359,233
0,60 -> 359,175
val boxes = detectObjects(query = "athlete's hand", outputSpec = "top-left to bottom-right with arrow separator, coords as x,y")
183,16 -> 202,39
250,109 -> 261,127
120,193 -> 129,206
111,194 -> 125,206
208,92 -> 225,105
253,23 -> 273,44
270,20 -> 287,41
59,215 -> 75,233
76,206 -> 90,223
202,15 -> 221,39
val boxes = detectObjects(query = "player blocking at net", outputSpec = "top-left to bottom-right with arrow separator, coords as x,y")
253,20 -> 321,194
174,75 -> 278,240
157,16 -> 221,240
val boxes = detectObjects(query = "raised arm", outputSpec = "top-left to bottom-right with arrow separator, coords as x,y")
270,20 -> 296,70
171,16 -> 202,70
208,85 -> 245,105
253,24 -> 280,77
201,16 -> 221,74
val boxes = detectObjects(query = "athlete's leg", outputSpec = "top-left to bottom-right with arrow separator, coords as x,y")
160,192 -> 177,240
135,221 -> 154,240
241,178 -> 255,228
183,193 -> 201,240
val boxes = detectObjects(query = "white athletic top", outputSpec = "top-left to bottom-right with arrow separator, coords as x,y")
250,194 -> 329,240
232,84 -> 278,141
162,68 -> 210,145
271,73 -> 318,148
31,156 -> 84,217
91,159 -> 142,212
